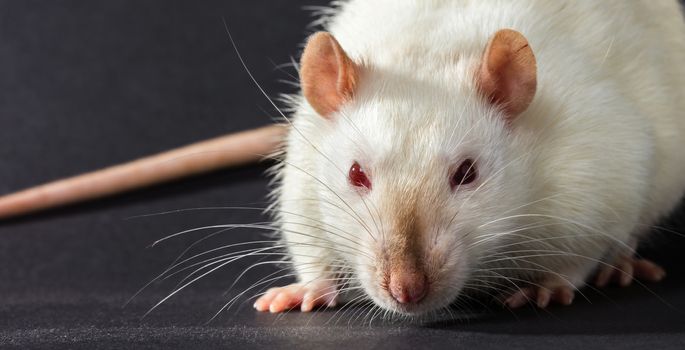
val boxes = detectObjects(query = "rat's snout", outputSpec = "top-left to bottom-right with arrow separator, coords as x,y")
389,270 -> 428,304
378,202 -> 432,306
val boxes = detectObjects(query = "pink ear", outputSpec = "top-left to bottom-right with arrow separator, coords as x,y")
477,29 -> 537,119
300,32 -> 360,118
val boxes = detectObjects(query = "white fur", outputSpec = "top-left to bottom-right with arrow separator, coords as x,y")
276,0 -> 685,315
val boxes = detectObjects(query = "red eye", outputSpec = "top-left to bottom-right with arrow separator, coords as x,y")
451,159 -> 478,189
349,162 -> 372,190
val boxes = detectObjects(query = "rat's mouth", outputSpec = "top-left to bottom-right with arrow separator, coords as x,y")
383,285 -> 464,317
390,299 -> 431,315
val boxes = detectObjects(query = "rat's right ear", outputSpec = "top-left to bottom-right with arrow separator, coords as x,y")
300,32 -> 360,119
477,29 -> 537,120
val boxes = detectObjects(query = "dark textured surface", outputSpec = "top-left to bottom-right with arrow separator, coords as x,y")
1,1 -> 685,349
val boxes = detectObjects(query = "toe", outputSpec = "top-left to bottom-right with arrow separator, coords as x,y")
269,287 -> 305,313
301,285 -> 337,312
594,265 -> 613,287
617,260 -> 634,287
268,293 -> 288,313
254,288 -> 280,312
633,259 -> 666,282
552,287 -> 575,306
301,290 -> 322,312
536,288 -> 552,308
504,288 -> 533,309
301,291 -> 322,312
253,297 -> 270,312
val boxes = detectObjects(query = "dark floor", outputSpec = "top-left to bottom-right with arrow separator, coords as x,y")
1,1 -> 685,349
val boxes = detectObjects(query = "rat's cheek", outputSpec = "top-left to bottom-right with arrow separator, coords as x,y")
352,258 -> 391,304
426,242 -> 470,297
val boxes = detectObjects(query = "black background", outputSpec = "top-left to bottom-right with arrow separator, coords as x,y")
1,1 -> 684,348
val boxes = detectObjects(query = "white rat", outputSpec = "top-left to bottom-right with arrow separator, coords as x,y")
0,0 -> 683,318
252,0 -> 685,315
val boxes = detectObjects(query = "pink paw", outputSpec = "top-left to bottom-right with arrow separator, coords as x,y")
594,256 -> 666,287
253,282 -> 338,313
504,285 -> 576,309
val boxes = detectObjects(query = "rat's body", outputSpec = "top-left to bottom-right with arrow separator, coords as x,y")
0,0 -> 682,317
255,0 -> 685,315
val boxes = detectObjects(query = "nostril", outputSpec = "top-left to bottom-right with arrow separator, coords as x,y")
389,272 -> 428,304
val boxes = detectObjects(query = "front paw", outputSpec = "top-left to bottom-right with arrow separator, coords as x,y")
594,256 -> 666,287
253,281 -> 338,313
503,284 -> 576,309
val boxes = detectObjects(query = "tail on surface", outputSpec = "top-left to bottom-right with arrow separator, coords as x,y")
0,124 -> 287,221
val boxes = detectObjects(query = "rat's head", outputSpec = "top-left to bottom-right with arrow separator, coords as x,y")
299,30 -> 537,315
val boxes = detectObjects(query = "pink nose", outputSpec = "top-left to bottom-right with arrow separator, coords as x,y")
389,272 -> 428,304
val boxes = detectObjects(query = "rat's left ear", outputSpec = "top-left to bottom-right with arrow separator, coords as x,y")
300,32 -> 360,119
477,29 -> 537,120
